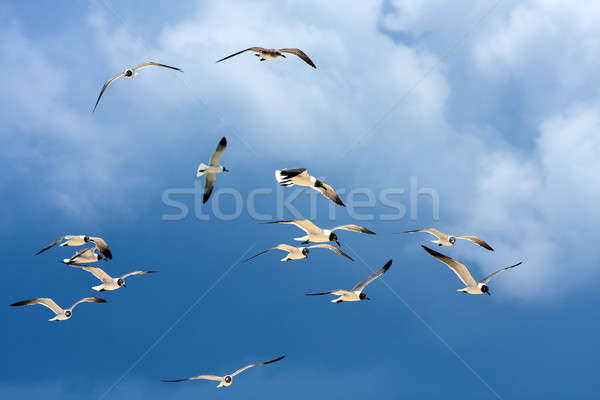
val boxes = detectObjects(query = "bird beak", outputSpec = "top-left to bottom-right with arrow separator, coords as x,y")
224,168 -> 229,172
335,240 -> 341,247
486,291 -> 491,296
123,283 -> 127,288
366,297 -> 371,301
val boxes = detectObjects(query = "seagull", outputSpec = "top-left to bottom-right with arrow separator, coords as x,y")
275,168 -> 344,206
197,137 -> 229,204
93,61 -> 182,112
62,246 -> 105,264
35,235 -> 113,259
10,297 -> 106,321
216,47 -> 316,68
69,264 -> 157,291
422,246 -> 521,295
245,243 -> 353,262
306,259 -> 392,303
402,228 -> 494,251
264,219 -> 374,246
162,355 -> 285,388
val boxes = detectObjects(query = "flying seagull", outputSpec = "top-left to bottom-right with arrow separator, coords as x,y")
162,355 -> 285,388
275,168 -> 344,206
264,219 -> 374,246
10,297 -> 106,321
402,228 -> 494,251
306,259 -> 392,303
69,264 -> 157,291
216,47 -> 316,68
62,246 -> 106,264
93,61 -> 182,112
197,137 -> 229,204
422,245 -> 521,295
35,235 -> 112,259
245,243 -> 353,262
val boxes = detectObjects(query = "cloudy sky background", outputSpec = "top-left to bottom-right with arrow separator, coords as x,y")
2,0 -> 599,399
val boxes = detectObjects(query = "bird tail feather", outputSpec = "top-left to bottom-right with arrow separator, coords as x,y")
197,163 -> 209,177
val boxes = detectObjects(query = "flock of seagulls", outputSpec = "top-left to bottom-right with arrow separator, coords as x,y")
13,42 -> 525,392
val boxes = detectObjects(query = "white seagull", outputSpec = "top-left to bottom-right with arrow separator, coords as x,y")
162,355 -> 285,388
10,297 -> 106,321
69,264 -> 157,292
306,259 -> 392,303
217,47 -> 316,68
275,168 -> 345,206
36,235 -> 113,259
93,61 -> 182,112
402,228 -> 494,251
264,219 -> 375,246
245,243 -> 353,262
197,137 -> 229,204
422,245 -> 521,295
62,246 -> 106,264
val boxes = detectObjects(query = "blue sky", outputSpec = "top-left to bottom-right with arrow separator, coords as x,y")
2,0 -> 599,398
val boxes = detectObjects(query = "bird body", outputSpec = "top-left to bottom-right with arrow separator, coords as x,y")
92,61 -> 182,112
404,228 -> 494,251
265,219 -> 374,246
245,243 -> 353,262
10,297 -> 106,321
306,260 -> 392,303
197,137 -> 229,203
275,168 -> 345,206
421,246 -> 521,295
36,235 -> 112,258
62,246 -> 104,264
69,264 -> 156,291
162,356 -> 285,388
216,47 -> 316,68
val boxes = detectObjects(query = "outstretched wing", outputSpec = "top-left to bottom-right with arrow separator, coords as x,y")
35,236 -> 65,255
275,168 -> 309,187
10,298 -> 63,315
231,355 -> 286,377
120,270 -> 158,280
70,264 -> 113,283
133,61 -> 182,72
216,47 -> 265,63
456,235 -> 494,251
352,260 -> 392,292
403,228 -> 446,240
278,48 -> 316,68
162,375 -> 223,383
315,181 -> 345,207
209,137 -> 227,166
481,262 -> 522,284
331,225 -> 375,235
93,71 -> 125,112
244,244 -> 296,262
64,246 -> 99,264
308,244 -> 354,261
421,246 -> 477,287
203,173 -> 217,204
88,237 -> 112,259
69,297 -> 106,311
265,219 -> 321,234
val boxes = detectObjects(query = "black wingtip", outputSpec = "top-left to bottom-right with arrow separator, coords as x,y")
263,355 -> 286,365
219,137 -> 227,146
383,259 -> 392,271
